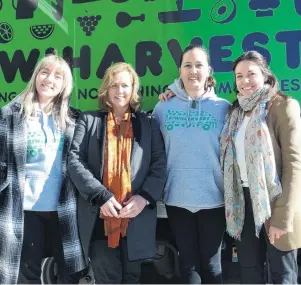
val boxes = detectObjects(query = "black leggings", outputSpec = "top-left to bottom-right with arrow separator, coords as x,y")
17,211 -> 81,284
89,237 -> 142,284
236,187 -> 298,284
166,206 -> 225,284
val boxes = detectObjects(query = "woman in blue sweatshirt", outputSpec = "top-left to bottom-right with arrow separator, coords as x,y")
153,44 -> 230,284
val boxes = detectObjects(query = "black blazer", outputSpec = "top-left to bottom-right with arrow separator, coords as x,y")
67,111 -> 166,262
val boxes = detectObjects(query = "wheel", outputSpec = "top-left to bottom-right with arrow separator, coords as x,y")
41,257 -> 58,284
41,257 -> 94,284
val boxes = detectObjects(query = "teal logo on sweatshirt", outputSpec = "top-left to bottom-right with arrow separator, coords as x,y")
165,110 -> 217,131
27,131 -> 64,158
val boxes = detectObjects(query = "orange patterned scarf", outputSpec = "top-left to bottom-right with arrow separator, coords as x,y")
101,112 -> 133,248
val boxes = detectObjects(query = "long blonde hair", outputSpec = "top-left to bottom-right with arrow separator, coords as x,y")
19,54 -> 73,131
98,62 -> 140,111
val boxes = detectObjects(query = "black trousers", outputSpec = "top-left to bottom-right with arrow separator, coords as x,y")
236,187 -> 298,284
17,211 -> 81,284
89,237 -> 142,284
166,205 -> 225,284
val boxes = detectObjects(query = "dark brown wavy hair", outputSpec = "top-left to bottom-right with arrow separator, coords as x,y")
231,50 -> 287,110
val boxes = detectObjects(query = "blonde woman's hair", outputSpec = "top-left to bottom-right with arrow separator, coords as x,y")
98,62 -> 141,111
20,54 -> 73,131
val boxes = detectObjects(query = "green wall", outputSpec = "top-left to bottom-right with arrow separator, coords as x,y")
0,0 -> 300,111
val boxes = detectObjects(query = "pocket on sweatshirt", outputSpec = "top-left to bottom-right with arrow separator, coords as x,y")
165,168 -> 223,205
212,168 -> 224,194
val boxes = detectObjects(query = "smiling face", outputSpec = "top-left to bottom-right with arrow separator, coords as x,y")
107,71 -> 133,112
35,65 -> 64,104
235,60 -> 265,97
179,48 -> 210,94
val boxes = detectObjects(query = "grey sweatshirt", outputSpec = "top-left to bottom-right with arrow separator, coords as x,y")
153,79 -> 230,212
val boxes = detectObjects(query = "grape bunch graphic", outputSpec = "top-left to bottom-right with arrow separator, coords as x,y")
77,15 -> 101,36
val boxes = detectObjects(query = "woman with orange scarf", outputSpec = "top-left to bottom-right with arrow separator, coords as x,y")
67,62 -> 167,284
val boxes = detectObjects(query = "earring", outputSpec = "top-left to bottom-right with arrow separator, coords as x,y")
179,78 -> 184,89
204,78 -> 209,91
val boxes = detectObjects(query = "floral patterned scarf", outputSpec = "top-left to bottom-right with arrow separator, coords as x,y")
220,87 -> 282,239
102,112 -> 133,248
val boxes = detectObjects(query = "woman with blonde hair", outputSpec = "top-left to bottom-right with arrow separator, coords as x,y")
0,54 -> 86,284
68,62 -> 167,284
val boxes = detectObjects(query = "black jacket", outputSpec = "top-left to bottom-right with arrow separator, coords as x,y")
67,110 -> 166,262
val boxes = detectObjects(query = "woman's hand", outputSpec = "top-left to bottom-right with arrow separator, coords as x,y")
118,195 -> 147,218
100,197 -> 123,218
159,89 -> 175,102
268,226 -> 287,244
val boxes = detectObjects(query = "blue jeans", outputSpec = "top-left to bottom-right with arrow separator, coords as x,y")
166,205 -> 225,284
236,187 -> 298,284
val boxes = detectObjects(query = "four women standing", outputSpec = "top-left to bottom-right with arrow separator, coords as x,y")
0,48 -> 300,285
